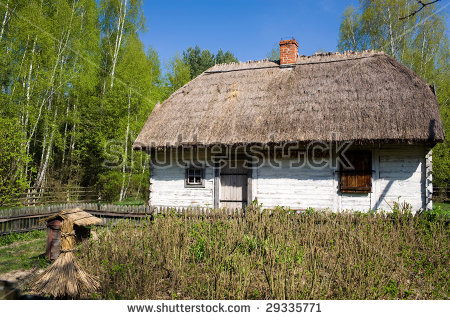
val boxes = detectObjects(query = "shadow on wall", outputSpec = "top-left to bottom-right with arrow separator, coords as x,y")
429,119 -> 436,141
373,180 -> 394,211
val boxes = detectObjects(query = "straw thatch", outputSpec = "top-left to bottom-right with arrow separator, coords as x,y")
44,207 -> 102,227
133,51 -> 444,149
31,209 -> 100,298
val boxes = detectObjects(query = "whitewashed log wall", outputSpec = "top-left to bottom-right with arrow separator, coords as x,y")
256,163 -> 336,209
148,145 -> 428,212
150,165 -> 214,207
256,145 -> 426,212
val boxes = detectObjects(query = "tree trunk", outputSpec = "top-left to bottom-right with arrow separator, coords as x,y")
387,7 -> 396,56
34,102 -> 58,189
110,0 -> 127,89
119,88 -> 131,201
0,0 -> 9,42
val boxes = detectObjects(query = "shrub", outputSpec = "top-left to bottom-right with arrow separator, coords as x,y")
78,207 -> 449,300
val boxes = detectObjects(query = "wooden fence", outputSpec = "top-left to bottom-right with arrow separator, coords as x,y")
1,191 -> 449,236
433,187 -> 450,202
0,203 -> 244,236
3,187 -> 98,207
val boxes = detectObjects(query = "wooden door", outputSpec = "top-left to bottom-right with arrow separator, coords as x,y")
220,160 -> 248,209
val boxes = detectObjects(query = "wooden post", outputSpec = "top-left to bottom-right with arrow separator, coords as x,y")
148,159 -> 153,207
214,163 -> 220,210
371,148 -> 380,211
247,161 -> 253,207
425,148 -> 433,211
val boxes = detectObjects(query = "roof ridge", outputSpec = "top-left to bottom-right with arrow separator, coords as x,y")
204,50 -> 386,74
204,58 -> 273,73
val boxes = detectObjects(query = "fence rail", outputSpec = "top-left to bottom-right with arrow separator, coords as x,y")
433,187 -> 450,202
2,187 -> 99,207
1,193 -> 449,236
0,203 -> 245,235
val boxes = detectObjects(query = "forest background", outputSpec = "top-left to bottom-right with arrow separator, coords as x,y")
0,0 -> 448,205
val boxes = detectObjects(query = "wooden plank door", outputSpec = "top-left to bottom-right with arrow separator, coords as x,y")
220,160 -> 248,209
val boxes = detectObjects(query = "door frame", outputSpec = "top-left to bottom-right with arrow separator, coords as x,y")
213,159 -> 253,210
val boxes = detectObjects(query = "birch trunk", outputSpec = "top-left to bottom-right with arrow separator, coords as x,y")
0,0 -> 9,42
420,35 -> 426,74
32,9 -> 74,189
119,88 -> 131,201
34,102 -> 58,189
62,101 -> 70,166
135,162 -> 146,200
110,0 -> 127,89
387,7 -> 396,56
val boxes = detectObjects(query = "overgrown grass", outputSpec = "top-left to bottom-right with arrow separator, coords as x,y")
0,230 -> 48,274
434,201 -> 450,212
78,206 -> 449,300
112,199 -> 146,206
0,230 -> 46,247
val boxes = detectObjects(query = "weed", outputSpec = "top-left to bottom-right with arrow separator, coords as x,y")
78,207 -> 449,300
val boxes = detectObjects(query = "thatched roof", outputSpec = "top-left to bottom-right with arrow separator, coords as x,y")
133,51 -> 444,149
45,208 -> 102,226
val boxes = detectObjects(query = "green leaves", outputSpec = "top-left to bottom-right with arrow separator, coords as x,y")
182,45 -> 238,79
337,0 -> 450,190
0,118 -> 31,206
166,53 -> 191,94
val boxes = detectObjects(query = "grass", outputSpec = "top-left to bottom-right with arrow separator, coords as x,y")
78,206 -> 449,300
434,201 -> 450,212
112,199 -> 146,206
0,230 -> 48,274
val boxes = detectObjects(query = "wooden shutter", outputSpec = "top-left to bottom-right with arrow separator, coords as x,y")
340,151 -> 372,193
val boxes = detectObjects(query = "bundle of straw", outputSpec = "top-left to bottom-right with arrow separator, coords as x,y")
30,218 -> 99,298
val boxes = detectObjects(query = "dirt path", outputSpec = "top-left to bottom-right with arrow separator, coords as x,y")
0,268 -> 43,283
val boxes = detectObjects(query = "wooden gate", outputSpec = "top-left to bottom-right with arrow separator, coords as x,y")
220,161 -> 248,209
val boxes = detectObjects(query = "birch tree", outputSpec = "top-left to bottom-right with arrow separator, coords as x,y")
337,0 -> 450,193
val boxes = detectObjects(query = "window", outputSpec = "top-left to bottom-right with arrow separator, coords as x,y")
185,167 -> 205,188
339,150 -> 372,193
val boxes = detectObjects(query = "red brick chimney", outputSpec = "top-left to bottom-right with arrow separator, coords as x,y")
279,39 -> 298,66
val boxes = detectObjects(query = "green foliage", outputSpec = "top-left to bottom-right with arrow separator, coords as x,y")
0,119 -> 32,206
0,230 -> 45,247
0,0 -> 163,203
0,230 -> 48,274
182,45 -> 238,79
214,49 -> 239,65
0,1 -> 240,203
97,171 -> 123,202
337,0 -> 450,190
266,43 -> 280,60
166,54 -> 191,94
79,207 -> 449,299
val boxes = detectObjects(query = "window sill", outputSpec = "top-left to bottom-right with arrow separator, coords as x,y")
341,190 -> 371,194
184,184 -> 206,189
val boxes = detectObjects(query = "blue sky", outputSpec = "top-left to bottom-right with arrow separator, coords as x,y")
140,0 -> 449,67
140,0 -> 360,66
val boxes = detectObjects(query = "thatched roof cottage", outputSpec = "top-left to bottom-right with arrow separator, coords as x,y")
134,39 -> 444,212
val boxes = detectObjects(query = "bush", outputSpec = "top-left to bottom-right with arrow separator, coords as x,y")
78,207 -> 449,300
96,171 -> 123,202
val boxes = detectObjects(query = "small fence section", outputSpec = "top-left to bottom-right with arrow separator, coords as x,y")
1,194 -> 449,236
0,203 -> 246,235
433,187 -> 450,203
0,203 -> 140,235
3,187 -> 98,207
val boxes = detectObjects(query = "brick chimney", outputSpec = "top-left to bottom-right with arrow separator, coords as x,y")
279,39 -> 298,66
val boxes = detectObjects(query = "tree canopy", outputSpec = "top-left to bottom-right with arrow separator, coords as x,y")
182,45 -> 238,79
338,0 -> 449,191
0,0 -> 240,204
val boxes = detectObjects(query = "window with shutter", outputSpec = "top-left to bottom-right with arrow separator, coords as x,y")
339,151 -> 372,193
